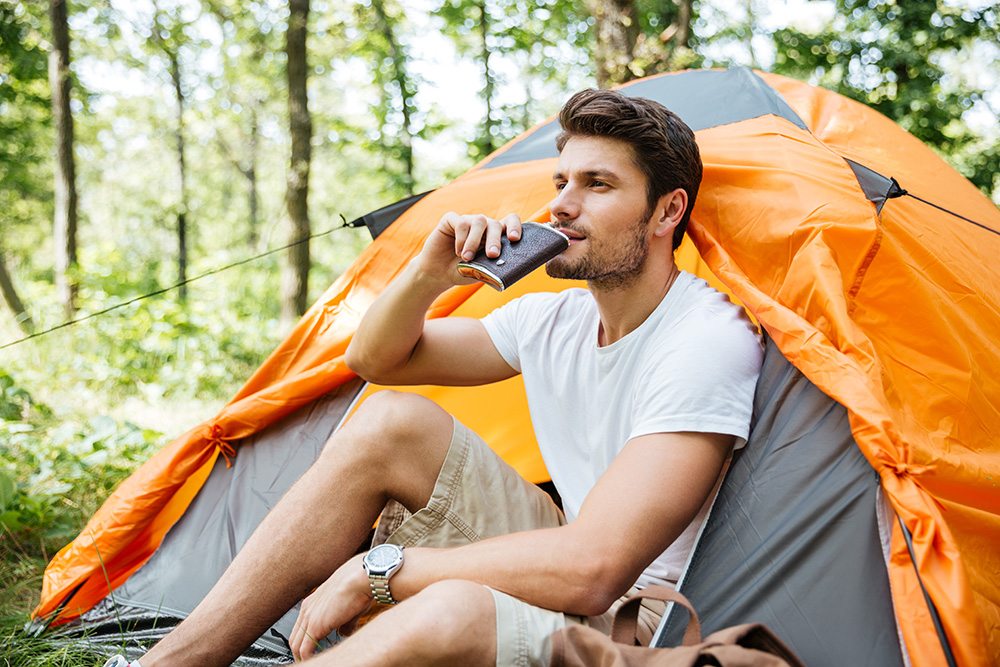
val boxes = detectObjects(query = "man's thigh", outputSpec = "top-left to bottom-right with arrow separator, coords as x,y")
373,417 -> 565,548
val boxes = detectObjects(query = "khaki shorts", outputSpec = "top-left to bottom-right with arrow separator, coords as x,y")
372,418 -> 667,667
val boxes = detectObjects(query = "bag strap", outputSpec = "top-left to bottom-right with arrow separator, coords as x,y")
610,586 -> 702,647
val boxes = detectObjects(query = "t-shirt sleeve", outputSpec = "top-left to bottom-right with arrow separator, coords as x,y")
629,308 -> 763,448
480,291 -> 570,374
479,297 -> 525,373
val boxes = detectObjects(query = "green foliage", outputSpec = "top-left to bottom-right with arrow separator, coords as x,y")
0,0 -> 54,254
435,0 -> 595,159
346,0 -> 421,197
0,546 -> 99,666
629,0 -> 705,75
0,393 -> 163,555
0,371 -> 164,661
0,556 -> 107,667
0,369 -> 161,667
771,0 -> 1000,199
4,243 -> 287,405
0,370 -> 37,421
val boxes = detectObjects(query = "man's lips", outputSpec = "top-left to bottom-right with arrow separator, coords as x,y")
553,226 -> 585,241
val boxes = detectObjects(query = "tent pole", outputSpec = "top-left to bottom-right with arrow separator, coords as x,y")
897,516 -> 958,667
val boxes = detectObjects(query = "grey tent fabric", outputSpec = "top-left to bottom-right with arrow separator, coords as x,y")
845,158 -> 906,215
483,67 -> 808,171
654,339 -> 905,667
68,378 -> 367,665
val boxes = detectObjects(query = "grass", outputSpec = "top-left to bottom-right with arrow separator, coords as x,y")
0,548 -> 104,667
0,392 -> 183,667
0,243 -> 298,666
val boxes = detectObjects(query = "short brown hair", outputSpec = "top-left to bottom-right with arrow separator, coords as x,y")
556,89 -> 702,251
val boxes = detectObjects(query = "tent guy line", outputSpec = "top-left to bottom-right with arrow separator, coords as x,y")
3,186 -> 995,354
0,218 -> 353,352
900,190 -> 1000,238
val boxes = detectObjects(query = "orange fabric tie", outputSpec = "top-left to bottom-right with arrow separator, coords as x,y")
207,424 -> 237,468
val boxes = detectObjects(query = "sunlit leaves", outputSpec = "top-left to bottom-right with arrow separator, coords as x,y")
0,1 -> 53,255
772,0 -> 999,199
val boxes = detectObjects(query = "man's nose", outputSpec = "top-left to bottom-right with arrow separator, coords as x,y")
549,186 -> 579,220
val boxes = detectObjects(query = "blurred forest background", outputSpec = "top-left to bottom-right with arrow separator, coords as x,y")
1,0 -> 998,659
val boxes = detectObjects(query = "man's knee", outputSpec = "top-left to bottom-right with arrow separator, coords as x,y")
407,579 -> 496,623
315,390 -> 455,510
324,390 -> 452,458
392,580 -> 497,663
357,390 -> 451,438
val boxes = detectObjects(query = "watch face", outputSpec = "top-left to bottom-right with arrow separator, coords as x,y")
366,544 -> 403,571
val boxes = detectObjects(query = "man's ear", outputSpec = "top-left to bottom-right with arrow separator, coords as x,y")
651,188 -> 687,239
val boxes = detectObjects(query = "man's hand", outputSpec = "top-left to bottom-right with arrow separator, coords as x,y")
344,210 -> 522,386
413,212 -> 523,286
289,553 -> 374,662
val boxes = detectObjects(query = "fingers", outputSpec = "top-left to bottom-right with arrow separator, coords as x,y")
289,613 -> 317,662
451,213 -> 496,261
289,595 -> 325,662
501,212 -> 522,243
288,574 -> 374,661
440,212 -> 523,260
290,603 -> 370,661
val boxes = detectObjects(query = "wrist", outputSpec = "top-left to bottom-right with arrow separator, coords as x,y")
352,561 -> 375,600
407,256 -> 456,293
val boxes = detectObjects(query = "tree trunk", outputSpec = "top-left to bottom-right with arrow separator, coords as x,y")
585,0 -> 640,88
248,106 -> 260,247
676,0 -> 692,50
372,0 -> 414,195
280,0 -> 312,329
168,48 -> 188,301
48,0 -> 77,319
665,0 -> 693,70
0,252 -> 33,334
477,0 -> 495,156
215,109 -> 261,248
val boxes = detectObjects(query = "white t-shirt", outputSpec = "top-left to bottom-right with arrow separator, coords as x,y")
480,271 -> 763,588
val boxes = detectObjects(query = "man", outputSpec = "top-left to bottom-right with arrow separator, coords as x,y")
105,88 -> 763,667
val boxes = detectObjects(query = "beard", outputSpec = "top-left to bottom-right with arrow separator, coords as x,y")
545,210 -> 652,290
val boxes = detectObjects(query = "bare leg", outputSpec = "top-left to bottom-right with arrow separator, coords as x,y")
303,580 -> 497,667
139,390 -> 456,667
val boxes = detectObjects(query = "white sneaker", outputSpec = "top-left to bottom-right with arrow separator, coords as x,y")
102,657 -> 139,667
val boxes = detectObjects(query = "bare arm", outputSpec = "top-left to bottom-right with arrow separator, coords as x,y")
345,211 -> 522,386
397,431 -> 734,613
290,430 -> 734,659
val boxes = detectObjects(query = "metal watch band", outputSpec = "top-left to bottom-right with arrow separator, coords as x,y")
368,573 -> 397,605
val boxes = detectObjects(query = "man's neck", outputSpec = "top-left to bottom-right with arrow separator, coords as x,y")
591,258 -> 681,347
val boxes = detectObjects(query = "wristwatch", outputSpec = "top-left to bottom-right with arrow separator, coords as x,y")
363,543 -> 404,605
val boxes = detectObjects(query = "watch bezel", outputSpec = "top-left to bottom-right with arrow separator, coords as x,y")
364,543 -> 404,576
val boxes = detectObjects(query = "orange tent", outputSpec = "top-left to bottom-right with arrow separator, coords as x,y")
34,68 -> 1000,666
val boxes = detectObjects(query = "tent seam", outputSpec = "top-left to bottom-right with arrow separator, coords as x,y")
847,221 -> 883,317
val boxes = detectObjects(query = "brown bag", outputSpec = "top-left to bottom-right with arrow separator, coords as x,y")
548,587 -> 807,667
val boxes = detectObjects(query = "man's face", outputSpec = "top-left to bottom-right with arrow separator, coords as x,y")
546,136 -> 655,290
